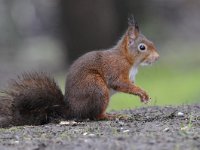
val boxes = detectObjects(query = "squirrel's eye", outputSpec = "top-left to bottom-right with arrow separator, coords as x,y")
138,43 -> 147,52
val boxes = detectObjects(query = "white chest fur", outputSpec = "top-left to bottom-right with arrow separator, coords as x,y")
129,65 -> 138,82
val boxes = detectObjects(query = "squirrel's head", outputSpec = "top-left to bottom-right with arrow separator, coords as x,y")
123,15 -> 159,66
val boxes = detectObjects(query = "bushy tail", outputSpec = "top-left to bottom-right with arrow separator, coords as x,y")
0,72 -> 65,127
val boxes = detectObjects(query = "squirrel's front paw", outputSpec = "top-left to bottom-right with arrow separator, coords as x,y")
138,91 -> 150,104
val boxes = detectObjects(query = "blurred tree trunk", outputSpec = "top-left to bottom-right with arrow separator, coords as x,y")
61,0 -> 119,63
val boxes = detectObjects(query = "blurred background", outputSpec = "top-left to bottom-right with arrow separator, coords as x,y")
0,0 -> 199,110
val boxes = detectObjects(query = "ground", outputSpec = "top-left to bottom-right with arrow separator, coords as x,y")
0,104 -> 199,150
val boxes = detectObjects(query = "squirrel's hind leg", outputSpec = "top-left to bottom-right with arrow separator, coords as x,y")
77,74 -> 110,120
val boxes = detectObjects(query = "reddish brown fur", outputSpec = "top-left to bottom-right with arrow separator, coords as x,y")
64,22 -> 159,119
0,17 -> 159,127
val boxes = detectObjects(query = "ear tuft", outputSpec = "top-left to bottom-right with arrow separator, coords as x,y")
128,15 -> 139,31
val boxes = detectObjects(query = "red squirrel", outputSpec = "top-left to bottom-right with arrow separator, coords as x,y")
0,16 -> 159,127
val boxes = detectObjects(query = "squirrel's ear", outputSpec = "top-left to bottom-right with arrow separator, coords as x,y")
127,15 -> 139,42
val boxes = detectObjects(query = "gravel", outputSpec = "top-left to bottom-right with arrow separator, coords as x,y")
0,104 -> 199,150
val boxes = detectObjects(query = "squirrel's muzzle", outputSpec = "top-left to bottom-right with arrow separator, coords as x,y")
151,51 -> 160,62
141,51 -> 159,66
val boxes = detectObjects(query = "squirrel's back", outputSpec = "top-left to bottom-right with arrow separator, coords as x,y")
0,72 -> 65,127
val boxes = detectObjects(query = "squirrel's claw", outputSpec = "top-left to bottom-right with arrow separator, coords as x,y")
138,91 -> 150,104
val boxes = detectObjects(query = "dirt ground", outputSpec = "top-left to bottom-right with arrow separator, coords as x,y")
0,104 -> 199,150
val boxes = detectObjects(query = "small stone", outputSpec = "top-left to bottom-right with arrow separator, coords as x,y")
163,128 -> 170,132
83,132 -> 88,136
177,112 -> 184,117
59,121 -> 77,125
59,121 -> 70,125
14,141 -> 19,144
88,134 -> 95,137
118,121 -> 125,126
123,130 -> 130,133
181,126 -> 189,131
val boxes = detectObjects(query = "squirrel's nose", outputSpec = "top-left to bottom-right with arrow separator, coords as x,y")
155,54 -> 160,61
152,52 -> 160,62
